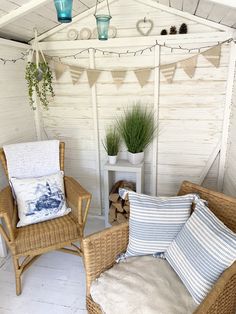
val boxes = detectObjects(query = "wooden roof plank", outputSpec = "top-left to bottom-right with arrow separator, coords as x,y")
207,3 -> 230,23
0,0 -> 20,13
183,0 -> 199,15
137,0 -> 234,32
219,8 -> 236,27
0,0 -> 51,28
157,0 -> 170,5
195,0 -> 214,18
170,0 -> 183,11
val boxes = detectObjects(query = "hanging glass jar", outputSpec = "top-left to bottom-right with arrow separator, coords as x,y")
94,0 -> 112,40
54,0 -> 73,23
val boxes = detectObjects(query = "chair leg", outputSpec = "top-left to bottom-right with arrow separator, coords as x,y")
13,257 -> 22,296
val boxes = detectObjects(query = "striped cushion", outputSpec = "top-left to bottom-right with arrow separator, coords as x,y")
124,192 -> 198,258
165,200 -> 236,304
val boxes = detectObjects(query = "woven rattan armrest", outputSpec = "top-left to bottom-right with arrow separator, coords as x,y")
0,186 -> 16,242
64,176 -> 91,235
194,261 -> 236,314
82,222 -> 129,294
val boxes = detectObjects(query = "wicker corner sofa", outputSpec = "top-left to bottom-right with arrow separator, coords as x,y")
82,181 -> 236,314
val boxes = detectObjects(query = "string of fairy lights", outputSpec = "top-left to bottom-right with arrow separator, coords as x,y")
0,37 -> 233,64
49,38 -> 233,62
0,50 -> 30,64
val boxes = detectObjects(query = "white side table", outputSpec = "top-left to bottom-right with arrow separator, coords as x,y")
104,160 -> 144,227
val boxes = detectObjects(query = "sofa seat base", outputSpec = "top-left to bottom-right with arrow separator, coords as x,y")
90,255 -> 197,314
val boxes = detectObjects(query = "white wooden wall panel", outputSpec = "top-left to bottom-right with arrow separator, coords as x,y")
41,55 -> 102,214
223,65 -> 236,197
45,0 -> 218,42
0,0 -> 235,42
0,45 -> 36,189
41,0 -> 231,215
0,44 -> 37,256
158,43 -> 229,195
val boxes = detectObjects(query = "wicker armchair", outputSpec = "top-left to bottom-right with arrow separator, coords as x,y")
0,142 -> 91,295
82,181 -> 236,314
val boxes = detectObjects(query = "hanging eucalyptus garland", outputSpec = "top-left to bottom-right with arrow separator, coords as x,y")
25,62 -> 54,110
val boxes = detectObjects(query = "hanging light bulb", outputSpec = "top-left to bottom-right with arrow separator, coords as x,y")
94,0 -> 112,40
54,0 -> 73,23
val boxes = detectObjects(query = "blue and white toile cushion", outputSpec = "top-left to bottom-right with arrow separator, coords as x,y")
165,199 -> 236,304
122,191 -> 199,259
11,171 -> 71,227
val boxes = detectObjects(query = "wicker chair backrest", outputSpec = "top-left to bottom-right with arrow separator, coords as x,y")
178,181 -> 236,233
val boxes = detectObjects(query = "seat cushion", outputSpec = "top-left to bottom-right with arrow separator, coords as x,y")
14,213 -> 80,255
90,256 -> 197,314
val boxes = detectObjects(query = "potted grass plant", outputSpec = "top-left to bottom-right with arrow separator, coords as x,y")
117,104 -> 156,165
103,127 -> 121,165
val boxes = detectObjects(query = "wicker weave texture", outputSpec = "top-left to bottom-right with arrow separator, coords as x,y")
82,222 -> 129,293
13,213 -> 80,255
178,180 -> 236,232
87,296 -> 103,314
0,142 -> 92,295
83,181 -> 236,314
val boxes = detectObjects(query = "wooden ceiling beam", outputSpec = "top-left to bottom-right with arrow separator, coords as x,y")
0,0 -> 50,29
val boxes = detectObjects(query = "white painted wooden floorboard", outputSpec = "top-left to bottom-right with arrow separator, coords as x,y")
0,216 -> 105,314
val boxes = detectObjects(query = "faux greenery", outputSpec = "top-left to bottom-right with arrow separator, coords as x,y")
102,127 -> 121,156
25,62 -> 54,110
117,104 -> 156,154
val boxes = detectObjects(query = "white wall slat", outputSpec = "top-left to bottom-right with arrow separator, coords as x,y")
38,0 -> 231,211
218,41 -> 236,191
0,44 -> 37,256
223,55 -> 236,197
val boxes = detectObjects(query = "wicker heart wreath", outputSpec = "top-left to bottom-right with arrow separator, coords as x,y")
136,17 -> 154,36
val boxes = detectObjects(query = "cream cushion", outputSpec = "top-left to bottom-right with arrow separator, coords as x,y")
90,256 -> 197,314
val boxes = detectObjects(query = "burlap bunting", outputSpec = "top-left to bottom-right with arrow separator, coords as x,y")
86,69 -> 101,87
50,43 -> 222,86
134,68 -> 152,87
180,55 -> 198,78
201,45 -> 221,68
111,70 -> 127,87
69,66 -> 84,85
54,63 -> 67,81
160,63 -> 176,84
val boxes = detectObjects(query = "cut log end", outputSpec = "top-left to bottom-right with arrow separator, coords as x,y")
108,180 -> 134,226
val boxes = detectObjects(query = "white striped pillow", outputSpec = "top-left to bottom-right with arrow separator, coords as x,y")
124,192 -> 198,258
165,200 -> 236,304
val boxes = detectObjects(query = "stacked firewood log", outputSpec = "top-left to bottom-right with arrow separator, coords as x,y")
108,180 -> 135,225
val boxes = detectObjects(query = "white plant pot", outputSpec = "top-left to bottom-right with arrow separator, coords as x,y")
108,155 -> 117,165
128,152 -> 144,165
